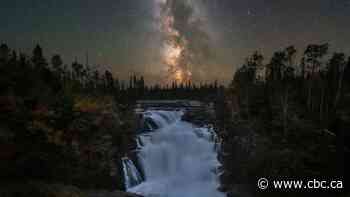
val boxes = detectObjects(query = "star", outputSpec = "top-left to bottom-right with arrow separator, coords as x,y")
247,10 -> 252,16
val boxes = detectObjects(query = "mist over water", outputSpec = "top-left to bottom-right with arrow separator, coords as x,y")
125,110 -> 223,197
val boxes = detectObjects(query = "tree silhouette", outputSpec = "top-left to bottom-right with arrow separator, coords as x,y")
51,54 -> 63,79
32,45 -> 48,70
0,44 -> 10,63
303,43 -> 329,112
327,53 -> 347,114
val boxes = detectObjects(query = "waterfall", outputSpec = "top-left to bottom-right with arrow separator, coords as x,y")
122,157 -> 143,189
143,110 -> 183,129
124,110 -> 223,197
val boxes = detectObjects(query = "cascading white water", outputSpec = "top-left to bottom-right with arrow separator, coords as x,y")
124,110 -> 224,197
122,157 -> 143,189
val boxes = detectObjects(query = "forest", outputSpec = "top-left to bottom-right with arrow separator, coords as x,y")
0,43 -> 219,196
0,43 -> 349,197
219,44 -> 349,197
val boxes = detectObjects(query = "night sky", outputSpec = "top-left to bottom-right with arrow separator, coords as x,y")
1,0 -> 350,84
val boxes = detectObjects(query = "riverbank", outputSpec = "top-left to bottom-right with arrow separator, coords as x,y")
0,44 -> 145,197
0,95 -> 140,196
216,107 -> 348,197
179,98 -> 347,197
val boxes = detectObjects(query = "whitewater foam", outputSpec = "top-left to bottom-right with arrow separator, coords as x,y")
124,110 -> 223,197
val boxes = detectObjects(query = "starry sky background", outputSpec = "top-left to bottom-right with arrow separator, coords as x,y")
1,0 -> 350,84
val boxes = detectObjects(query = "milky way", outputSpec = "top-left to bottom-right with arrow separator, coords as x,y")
154,0 -> 212,84
1,0 -> 350,85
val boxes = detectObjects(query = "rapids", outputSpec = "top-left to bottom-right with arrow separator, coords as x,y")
123,110 -> 223,197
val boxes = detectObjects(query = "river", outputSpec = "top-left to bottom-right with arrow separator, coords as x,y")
122,110 -> 224,197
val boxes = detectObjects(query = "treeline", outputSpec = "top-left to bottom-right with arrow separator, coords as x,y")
0,43 -> 143,190
0,43 -> 219,105
0,43 -> 122,103
229,43 -> 349,131
219,44 -> 349,196
0,43 -> 220,193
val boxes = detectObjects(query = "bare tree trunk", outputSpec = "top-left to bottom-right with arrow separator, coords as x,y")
333,69 -> 345,111
320,84 -> 324,122
281,88 -> 289,140
307,80 -> 312,111
245,85 -> 250,119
